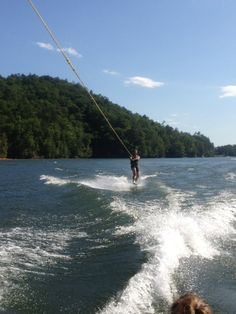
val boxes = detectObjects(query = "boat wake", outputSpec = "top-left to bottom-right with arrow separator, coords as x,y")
0,226 -> 87,310
79,175 -> 145,191
99,188 -> 236,314
40,174 -> 157,192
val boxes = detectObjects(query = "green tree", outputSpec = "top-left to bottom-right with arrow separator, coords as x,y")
0,74 -> 216,158
0,133 -> 8,158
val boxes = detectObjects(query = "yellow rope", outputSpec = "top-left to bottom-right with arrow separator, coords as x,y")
27,0 -> 132,157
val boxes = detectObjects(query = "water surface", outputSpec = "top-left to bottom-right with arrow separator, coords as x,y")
0,158 -> 235,313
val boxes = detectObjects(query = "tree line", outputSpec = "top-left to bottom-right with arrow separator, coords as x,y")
215,145 -> 236,157
0,74 -> 215,159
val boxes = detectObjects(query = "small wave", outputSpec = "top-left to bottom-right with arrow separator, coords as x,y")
39,174 -> 139,191
40,174 -> 155,192
141,174 -> 158,180
225,172 -> 236,181
0,226 -> 88,307
40,175 -> 76,186
196,184 -> 207,189
79,174 -> 151,192
187,167 -> 195,171
79,175 -> 133,191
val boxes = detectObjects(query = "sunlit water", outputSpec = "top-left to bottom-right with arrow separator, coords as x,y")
0,158 -> 235,313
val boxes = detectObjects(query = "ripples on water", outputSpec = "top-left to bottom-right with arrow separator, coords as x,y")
0,158 -> 235,313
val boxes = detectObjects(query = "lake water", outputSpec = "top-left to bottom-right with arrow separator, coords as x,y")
0,158 -> 235,313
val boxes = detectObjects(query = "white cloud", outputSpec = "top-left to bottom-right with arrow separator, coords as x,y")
103,69 -> 119,76
220,85 -> 236,98
36,42 -> 54,50
58,47 -> 82,58
125,76 -> 164,88
36,42 -> 82,58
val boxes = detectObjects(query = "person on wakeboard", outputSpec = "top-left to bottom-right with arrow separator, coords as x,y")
130,149 -> 140,184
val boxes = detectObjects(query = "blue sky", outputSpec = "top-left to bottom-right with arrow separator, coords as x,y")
1,0 -> 236,146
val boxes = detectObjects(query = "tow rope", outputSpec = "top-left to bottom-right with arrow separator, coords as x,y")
27,0 -> 132,157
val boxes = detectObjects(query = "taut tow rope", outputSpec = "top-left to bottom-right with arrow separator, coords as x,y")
27,0 -> 132,157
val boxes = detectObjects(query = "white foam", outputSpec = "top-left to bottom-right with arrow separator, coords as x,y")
55,167 -> 63,171
79,175 -> 145,191
187,167 -> 195,171
0,226 -> 88,306
225,172 -> 236,181
40,175 -> 76,186
40,173 -> 156,192
100,191 -> 236,314
141,174 -> 158,180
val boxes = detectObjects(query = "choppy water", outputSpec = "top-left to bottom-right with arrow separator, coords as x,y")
0,158 -> 235,313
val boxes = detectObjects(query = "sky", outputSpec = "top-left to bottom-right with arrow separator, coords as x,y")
1,0 -> 236,146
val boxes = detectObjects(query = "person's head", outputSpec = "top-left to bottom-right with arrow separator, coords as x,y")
134,149 -> 138,155
171,293 -> 212,314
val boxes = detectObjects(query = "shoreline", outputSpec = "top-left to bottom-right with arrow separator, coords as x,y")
0,158 -> 14,160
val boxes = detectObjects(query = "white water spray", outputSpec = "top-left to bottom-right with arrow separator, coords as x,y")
100,189 -> 236,314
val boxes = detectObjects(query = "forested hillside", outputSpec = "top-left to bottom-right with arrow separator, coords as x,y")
0,74 -> 215,158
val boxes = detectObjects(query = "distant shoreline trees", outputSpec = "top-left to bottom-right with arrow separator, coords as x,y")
215,145 -> 236,157
0,74 -> 216,159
